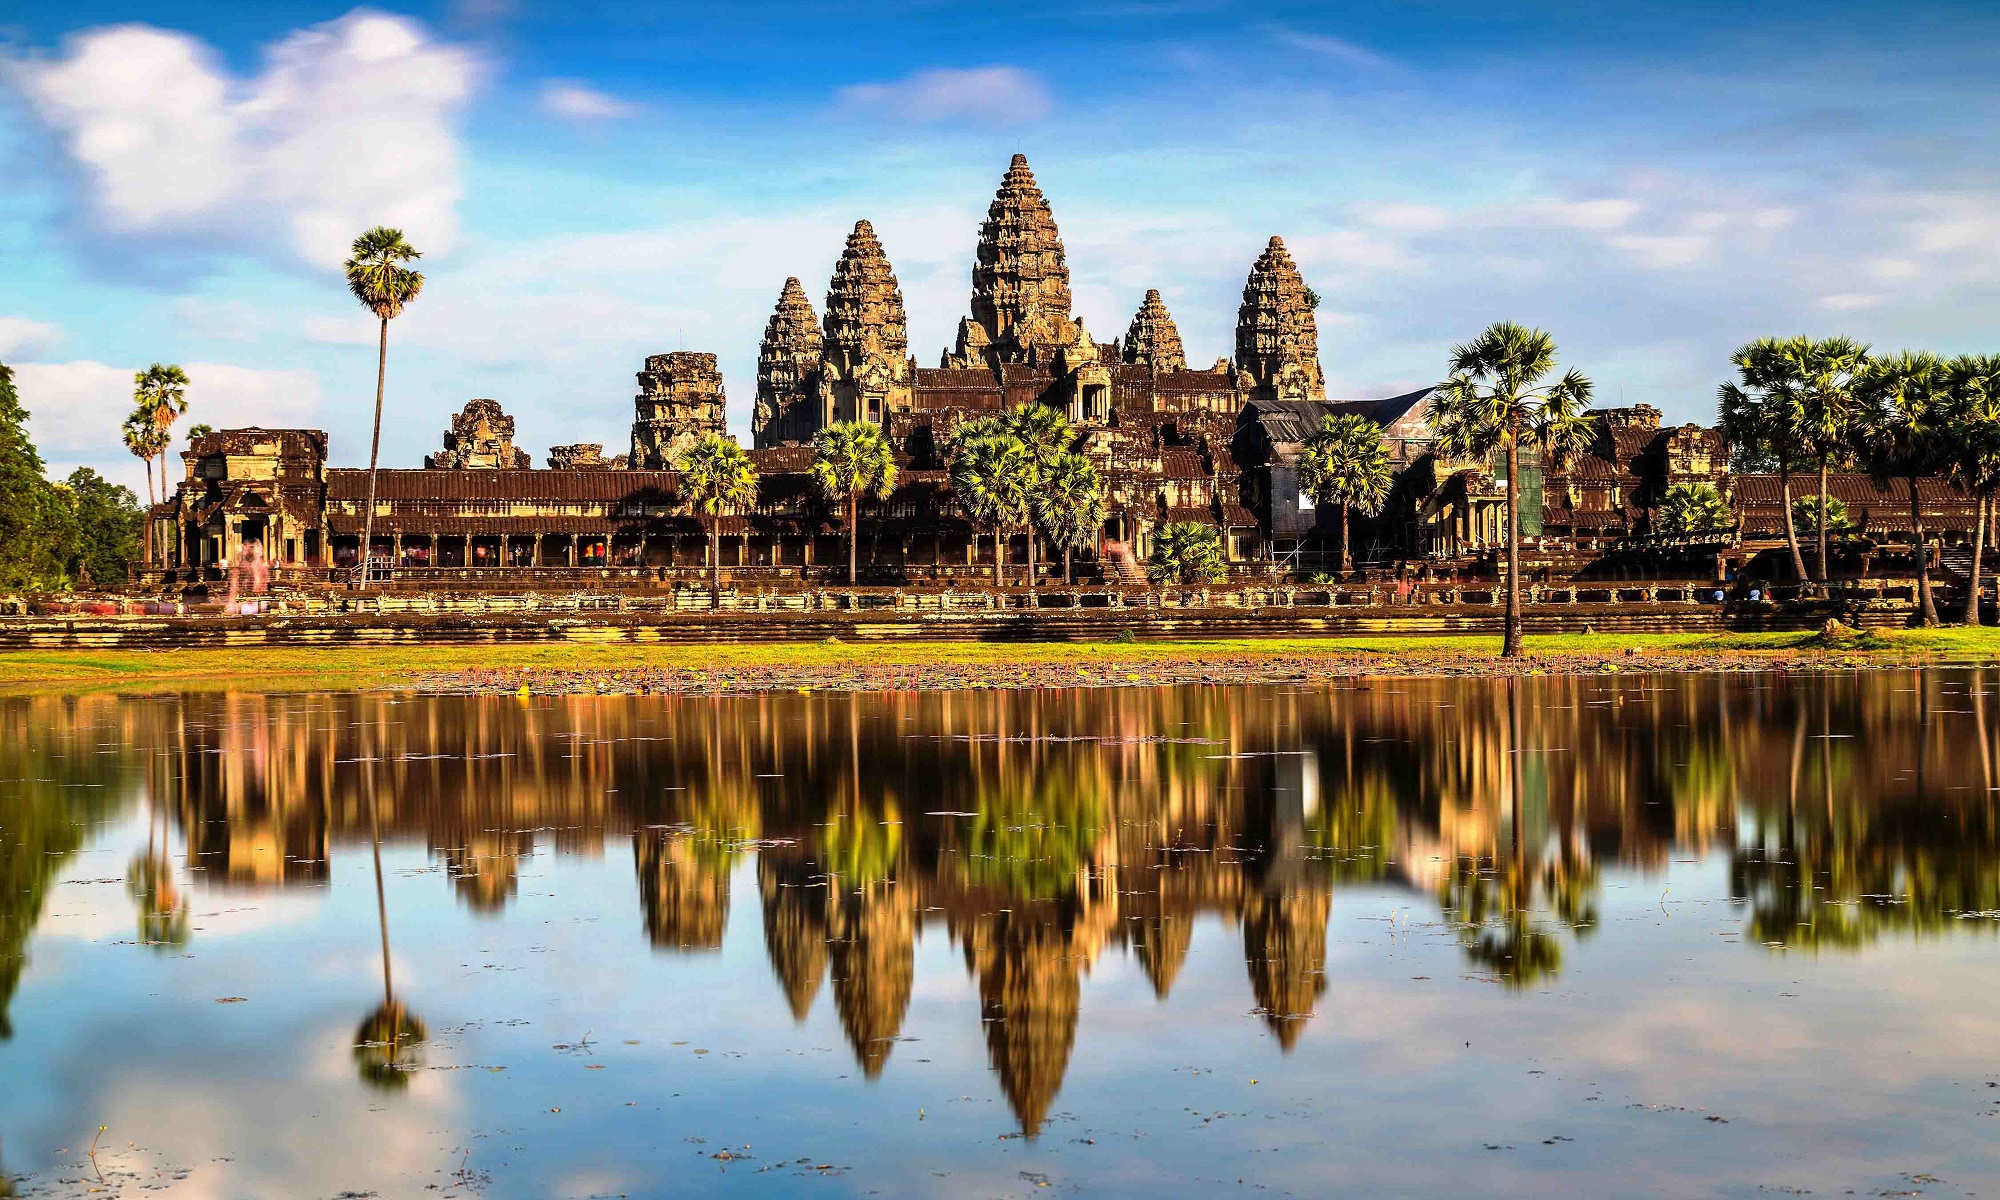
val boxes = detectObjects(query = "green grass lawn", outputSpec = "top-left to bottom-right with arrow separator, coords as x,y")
8,627 -> 2000,694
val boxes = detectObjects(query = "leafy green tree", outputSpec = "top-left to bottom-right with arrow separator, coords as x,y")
1790,494 -> 1849,541
1853,351 -> 1955,626
809,420 -> 897,584
1428,322 -> 1595,658
999,403 -> 1075,587
1942,355 -> 2000,625
0,364 -> 71,592
63,468 -> 141,586
1658,481 -> 1733,536
133,363 -> 190,503
949,428 -> 1034,587
1298,413 -> 1392,573
1146,520 -> 1227,584
344,227 -> 425,583
1719,339 -> 1813,582
1032,451 -> 1106,585
677,434 -> 760,605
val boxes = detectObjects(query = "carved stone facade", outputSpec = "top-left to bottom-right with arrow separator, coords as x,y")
1122,289 -> 1187,373
1234,237 -> 1326,404
818,220 -> 912,428
629,352 -> 727,469
548,443 -> 616,470
951,153 -> 1078,369
426,398 -> 531,469
754,277 -> 823,447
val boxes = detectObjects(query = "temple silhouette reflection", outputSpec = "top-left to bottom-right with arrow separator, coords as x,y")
5,673 -> 2000,1133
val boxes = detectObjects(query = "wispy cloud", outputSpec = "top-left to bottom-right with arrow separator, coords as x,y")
1265,24 -> 1396,72
538,80 -> 641,121
0,316 -> 63,357
835,66 -> 1052,125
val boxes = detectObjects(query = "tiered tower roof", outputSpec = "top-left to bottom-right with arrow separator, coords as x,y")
823,220 -> 908,366
967,154 -> 1075,362
755,277 -> 823,441
1122,289 -> 1188,372
1235,236 -> 1325,402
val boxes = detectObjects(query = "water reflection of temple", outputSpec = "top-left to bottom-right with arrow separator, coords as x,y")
8,674 -> 2000,1132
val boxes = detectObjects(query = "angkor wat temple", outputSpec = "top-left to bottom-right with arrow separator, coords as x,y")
142,155 -> 1977,588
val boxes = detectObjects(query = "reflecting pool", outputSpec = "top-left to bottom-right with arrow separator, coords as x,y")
4,672 -> 2000,1198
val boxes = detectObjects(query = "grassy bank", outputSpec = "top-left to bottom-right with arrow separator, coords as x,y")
7,627 -> 2000,695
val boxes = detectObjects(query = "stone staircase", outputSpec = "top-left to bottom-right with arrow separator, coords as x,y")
1103,541 -> 1148,586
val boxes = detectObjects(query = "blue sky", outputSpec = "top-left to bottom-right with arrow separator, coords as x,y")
2,0 -> 1997,493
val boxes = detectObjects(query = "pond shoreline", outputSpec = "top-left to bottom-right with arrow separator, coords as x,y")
7,629 -> 1998,695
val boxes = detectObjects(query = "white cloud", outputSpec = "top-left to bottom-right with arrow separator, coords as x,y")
1817,292 -> 1883,311
9,10 -> 479,267
15,360 -> 322,459
835,66 -> 1052,125
1608,233 -> 1710,269
0,316 -> 63,357
539,80 -> 640,121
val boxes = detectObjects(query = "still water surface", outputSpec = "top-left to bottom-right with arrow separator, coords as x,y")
3,674 -> 1999,1198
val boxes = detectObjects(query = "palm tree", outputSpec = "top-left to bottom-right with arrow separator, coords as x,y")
1657,481 -> 1732,536
122,410 -> 169,562
344,227 -> 425,584
1297,413 -> 1392,574
1719,339 -> 1812,583
1789,336 -> 1870,582
1428,322 -> 1594,658
949,430 -> 1034,587
809,421 -> 897,585
185,423 -> 215,442
355,778 -> 424,1091
1146,520 -> 1228,584
677,434 -> 760,606
1000,404 -> 1075,588
133,364 -> 190,504
1853,351 -> 1955,627
1943,355 -> 2000,625
1032,451 -> 1106,584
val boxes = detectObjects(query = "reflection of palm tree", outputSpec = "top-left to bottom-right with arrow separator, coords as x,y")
127,800 -> 190,950
354,782 -> 424,1090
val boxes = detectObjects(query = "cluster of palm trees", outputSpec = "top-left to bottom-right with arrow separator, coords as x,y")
945,405 -> 1105,586
119,363 -> 191,557
1719,337 -> 2000,627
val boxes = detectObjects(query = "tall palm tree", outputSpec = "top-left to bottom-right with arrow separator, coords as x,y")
355,773 -> 424,1091
1718,339 -> 1811,583
808,421 -> 897,585
677,434 -> 760,606
133,363 -> 190,508
1031,451 -> 1106,584
1000,404 -> 1075,588
1790,336 -> 1870,583
949,431 -> 1034,587
122,410 -> 169,562
1297,413 -> 1392,573
343,228 -> 425,585
1943,355 -> 2000,625
1853,351 -> 1955,627
1428,322 -> 1594,658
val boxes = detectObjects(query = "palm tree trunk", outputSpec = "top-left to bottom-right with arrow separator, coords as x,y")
359,316 -> 389,588
1339,503 -> 1351,574
1778,465 -> 1807,583
709,522 -> 721,610
1064,544 -> 1073,585
1909,475 -> 1937,626
992,529 -> 1004,587
1964,492 -> 1988,626
847,491 -> 859,585
1502,437 -> 1522,658
141,456 -> 155,566
1815,456 -> 1831,585
1026,524 -> 1037,591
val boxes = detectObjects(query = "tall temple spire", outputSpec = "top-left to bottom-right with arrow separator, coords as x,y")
753,276 -> 823,447
955,154 -> 1077,367
1234,236 -> 1326,403
820,219 -> 911,425
1122,289 -> 1187,373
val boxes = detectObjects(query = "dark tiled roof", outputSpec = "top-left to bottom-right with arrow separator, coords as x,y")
325,468 -> 680,502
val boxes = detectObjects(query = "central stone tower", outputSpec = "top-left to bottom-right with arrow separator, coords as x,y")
818,219 -> 913,428
950,154 -> 1082,369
